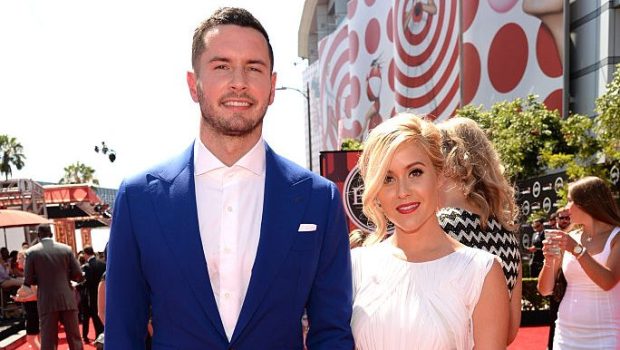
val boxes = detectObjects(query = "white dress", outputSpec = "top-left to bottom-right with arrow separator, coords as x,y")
554,227 -> 620,349
351,244 -> 495,350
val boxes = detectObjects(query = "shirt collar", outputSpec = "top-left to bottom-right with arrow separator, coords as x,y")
194,137 -> 266,176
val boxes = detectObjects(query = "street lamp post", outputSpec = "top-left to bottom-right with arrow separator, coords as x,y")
94,141 -> 116,163
275,84 -> 313,171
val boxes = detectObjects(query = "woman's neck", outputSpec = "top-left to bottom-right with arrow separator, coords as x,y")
388,219 -> 460,262
584,221 -> 614,239
441,179 -> 481,215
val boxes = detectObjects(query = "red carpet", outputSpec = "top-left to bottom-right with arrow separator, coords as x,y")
16,320 -> 98,350
16,323 -> 550,349
509,325 -> 550,350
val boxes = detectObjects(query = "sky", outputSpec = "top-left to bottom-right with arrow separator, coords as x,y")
0,0 -> 309,189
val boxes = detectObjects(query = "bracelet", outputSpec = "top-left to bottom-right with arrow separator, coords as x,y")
576,248 -> 587,260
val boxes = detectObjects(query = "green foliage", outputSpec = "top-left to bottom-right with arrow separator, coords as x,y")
59,161 -> 99,185
0,135 -> 26,180
554,186 -> 569,209
456,95 -> 568,180
528,209 -> 548,223
521,277 -> 549,311
457,76 -> 620,183
594,63 -> 620,162
341,138 -> 363,151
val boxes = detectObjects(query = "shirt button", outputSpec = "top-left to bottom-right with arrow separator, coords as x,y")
224,292 -> 231,298
224,247 -> 231,254
227,206 -> 233,212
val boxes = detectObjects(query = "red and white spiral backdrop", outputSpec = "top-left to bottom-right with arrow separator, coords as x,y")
308,0 -> 563,153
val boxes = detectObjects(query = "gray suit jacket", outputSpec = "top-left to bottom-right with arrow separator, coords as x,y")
24,238 -> 84,315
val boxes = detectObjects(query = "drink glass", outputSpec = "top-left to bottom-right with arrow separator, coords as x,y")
545,231 -> 561,255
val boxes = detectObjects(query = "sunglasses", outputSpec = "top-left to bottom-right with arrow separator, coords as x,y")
558,216 -> 570,220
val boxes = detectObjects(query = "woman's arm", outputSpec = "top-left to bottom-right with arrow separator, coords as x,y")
473,260 -> 510,349
98,276 -> 106,324
563,233 -> 620,291
507,263 -> 522,344
537,231 -> 563,296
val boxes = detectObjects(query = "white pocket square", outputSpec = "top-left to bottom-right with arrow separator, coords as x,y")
298,224 -> 317,232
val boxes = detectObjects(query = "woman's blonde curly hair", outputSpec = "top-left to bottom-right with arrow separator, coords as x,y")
438,117 -> 518,231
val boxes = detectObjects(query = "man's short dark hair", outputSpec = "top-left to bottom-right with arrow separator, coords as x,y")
83,246 -> 95,256
37,225 -> 53,239
191,7 -> 274,73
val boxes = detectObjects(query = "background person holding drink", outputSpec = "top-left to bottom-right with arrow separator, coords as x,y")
537,176 -> 620,349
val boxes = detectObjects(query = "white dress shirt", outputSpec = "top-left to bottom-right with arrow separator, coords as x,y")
194,138 -> 265,340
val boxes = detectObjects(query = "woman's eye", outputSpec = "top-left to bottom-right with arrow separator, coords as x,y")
383,175 -> 394,184
409,168 -> 423,177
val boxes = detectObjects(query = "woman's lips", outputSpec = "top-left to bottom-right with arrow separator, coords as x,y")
396,202 -> 419,214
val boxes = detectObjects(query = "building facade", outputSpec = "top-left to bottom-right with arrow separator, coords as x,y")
298,0 -> 619,172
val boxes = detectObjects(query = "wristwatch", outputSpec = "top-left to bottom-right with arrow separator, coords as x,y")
572,244 -> 586,259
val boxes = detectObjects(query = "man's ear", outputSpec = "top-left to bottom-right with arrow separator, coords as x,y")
187,71 -> 199,102
268,71 -> 277,105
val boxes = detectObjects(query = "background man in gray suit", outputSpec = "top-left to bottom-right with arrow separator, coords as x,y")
24,225 -> 84,350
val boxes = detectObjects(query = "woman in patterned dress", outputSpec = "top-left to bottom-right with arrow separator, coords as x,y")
436,117 -> 522,344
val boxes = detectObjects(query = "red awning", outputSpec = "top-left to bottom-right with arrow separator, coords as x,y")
44,184 -> 101,204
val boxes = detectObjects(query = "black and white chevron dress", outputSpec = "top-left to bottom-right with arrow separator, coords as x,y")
437,207 -> 521,292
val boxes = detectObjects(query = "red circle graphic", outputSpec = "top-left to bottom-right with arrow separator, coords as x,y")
461,0 -> 479,32
387,7 -> 394,43
544,89 -> 563,116
488,23 -> 528,93
536,23 -> 562,78
388,58 -> 395,92
349,30 -> 360,63
462,43 -> 481,105
365,18 -> 381,54
347,0 -> 358,19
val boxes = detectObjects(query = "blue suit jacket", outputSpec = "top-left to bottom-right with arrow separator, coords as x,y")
105,143 -> 353,350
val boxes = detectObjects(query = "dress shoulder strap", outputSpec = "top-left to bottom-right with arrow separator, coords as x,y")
604,226 -> 620,252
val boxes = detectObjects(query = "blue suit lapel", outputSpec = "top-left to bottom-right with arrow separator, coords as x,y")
231,146 -> 311,343
146,143 -> 227,340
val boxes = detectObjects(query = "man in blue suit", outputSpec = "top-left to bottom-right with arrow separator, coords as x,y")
104,7 -> 353,350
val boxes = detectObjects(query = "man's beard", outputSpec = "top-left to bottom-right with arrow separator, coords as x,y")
197,87 -> 269,137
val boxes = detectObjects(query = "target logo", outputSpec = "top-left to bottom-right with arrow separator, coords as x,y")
393,0 -> 460,121
318,23 -> 353,151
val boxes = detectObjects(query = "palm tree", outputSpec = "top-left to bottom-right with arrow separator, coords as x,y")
0,135 -> 26,180
59,161 -> 99,185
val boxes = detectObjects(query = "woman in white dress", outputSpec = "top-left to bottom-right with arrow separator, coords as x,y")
353,113 -> 509,350
538,176 -> 620,349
